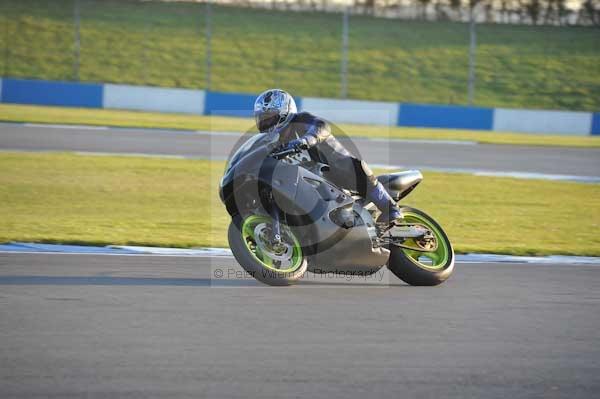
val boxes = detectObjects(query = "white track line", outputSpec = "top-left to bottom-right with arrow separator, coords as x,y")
350,136 -> 478,145
111,245 -> 233,256
74,151 -> 189,159
0,250 -> 221,258
371,164 -> 600,184
24,123 -> 108,130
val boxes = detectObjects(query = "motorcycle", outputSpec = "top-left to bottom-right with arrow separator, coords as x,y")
219,131 -> 454,286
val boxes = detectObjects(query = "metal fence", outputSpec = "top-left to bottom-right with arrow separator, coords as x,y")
1,0 -> 598,111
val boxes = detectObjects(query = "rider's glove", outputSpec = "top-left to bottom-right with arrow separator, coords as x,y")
284,138 -> 309,152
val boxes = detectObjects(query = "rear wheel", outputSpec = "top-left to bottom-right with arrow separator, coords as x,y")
387,207 -> 454,286
228,214 -> 307,286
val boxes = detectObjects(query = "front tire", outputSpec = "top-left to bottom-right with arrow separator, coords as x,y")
228,214 -> 308,286
387,207 -> 454,286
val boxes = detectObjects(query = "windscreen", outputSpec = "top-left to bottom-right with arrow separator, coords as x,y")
224,133 -> 278,174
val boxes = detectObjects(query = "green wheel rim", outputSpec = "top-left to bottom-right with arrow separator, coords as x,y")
241,215 -> 303,273
400,211 -> 450,270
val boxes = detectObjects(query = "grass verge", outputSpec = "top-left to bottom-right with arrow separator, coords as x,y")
2,103 -> 599,148
1,151 -> 599,256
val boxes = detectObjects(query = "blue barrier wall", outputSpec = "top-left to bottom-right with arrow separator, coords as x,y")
204,91 -> 256,117
1,78 -> 103,108
398,103 -> 494,130
592,114 -> 600,136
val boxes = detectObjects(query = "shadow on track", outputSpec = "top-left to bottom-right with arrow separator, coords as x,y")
0,275 -> 407,287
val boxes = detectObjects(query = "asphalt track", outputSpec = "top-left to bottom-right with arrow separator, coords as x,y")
1,123 -> 600,178
1,253 -> 599,398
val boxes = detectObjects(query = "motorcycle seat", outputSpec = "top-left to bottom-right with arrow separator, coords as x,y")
377,170 -> 423,201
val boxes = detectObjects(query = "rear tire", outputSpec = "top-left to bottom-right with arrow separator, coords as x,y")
228,214 -> 308,286
387,207 -> 454,286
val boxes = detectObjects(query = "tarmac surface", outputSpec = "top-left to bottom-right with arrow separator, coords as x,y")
1,123 -> 600,178
1,253 -> 599,398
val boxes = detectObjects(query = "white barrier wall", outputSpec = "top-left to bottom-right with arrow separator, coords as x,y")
301,97 -> 399,126
103,84 -> 205,114
493,108 -> 593,136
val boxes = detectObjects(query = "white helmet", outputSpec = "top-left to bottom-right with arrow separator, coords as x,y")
253,89 -> 297,132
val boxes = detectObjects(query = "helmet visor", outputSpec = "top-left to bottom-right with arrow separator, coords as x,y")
255,110 -> 282,132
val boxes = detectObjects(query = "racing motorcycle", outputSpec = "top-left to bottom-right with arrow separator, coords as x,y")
219,131 -> 454,286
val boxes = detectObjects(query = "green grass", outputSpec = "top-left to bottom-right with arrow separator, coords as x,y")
1,151 -> 599,256
1,0 -> 599,111
3,103 -> 600,148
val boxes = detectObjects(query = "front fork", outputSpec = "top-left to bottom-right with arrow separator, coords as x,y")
269,203 -> 281,244
267,195 -> 282,244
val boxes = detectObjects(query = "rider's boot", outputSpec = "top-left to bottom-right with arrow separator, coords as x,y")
366,182 -> 403,228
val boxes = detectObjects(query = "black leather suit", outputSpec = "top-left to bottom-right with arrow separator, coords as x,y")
278,112 -> 378,197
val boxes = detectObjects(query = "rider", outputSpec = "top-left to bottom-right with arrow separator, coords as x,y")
254,88 -> 402,226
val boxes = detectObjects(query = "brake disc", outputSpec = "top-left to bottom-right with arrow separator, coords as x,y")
253,223 -> 295,267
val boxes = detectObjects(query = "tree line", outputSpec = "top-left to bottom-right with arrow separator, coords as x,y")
224,0 -> 600,26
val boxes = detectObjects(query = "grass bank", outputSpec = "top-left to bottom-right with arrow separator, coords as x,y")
1,151 -> 599,256
1,0 -> 599,111
2,103 -> 599,148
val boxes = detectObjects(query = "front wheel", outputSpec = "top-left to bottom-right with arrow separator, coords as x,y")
228,214 -> 307,286
387,207 -> 454,286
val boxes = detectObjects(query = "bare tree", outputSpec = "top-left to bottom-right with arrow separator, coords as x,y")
449,0 -> 463,19
484,1 -> 494,22
221,0 -> 599,26
543,0 -> 559,24
584,0 -> 600,25
525,0 -> 542,24
417,0 -> 432,19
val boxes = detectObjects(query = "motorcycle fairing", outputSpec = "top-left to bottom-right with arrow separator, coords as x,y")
220,140 -> 390,272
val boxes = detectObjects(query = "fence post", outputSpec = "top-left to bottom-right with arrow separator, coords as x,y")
205,1 -> 212,91
142,20 -> 150,84
3,5 -> 9,76
73,0 -> 80,81
467,6 -> 476,105
340,6 -> 349,99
